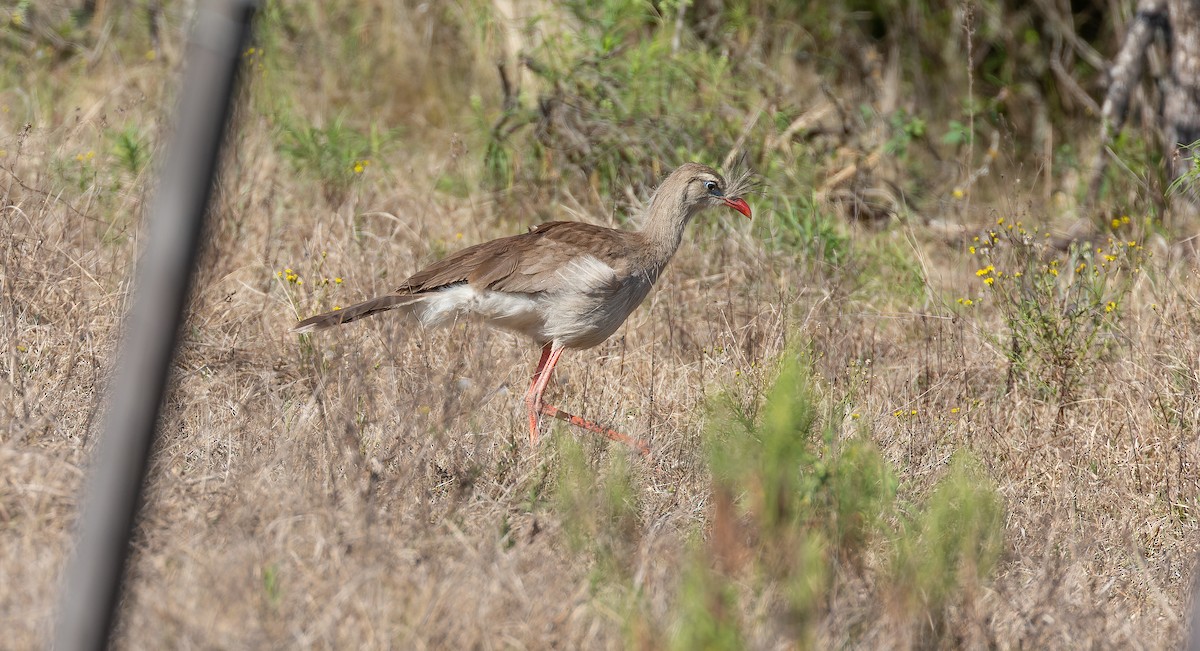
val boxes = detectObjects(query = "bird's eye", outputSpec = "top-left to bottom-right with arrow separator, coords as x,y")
704,180 -> 721,195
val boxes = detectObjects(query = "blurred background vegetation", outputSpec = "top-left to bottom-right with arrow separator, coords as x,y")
2,0 -> 1171,232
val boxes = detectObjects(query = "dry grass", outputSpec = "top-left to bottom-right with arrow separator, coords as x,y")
3,1 -> 1200,649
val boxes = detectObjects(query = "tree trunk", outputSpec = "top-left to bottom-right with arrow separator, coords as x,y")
1089,0 -> 1200,205
1164,0 -> 1200,181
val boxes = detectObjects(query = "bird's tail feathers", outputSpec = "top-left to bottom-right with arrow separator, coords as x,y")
293,294 -> 423,333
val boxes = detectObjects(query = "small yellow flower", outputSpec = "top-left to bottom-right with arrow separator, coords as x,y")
893,409 -> 903,417
968,246 -> 976,254
851,413 -> 861,420
1076,263 -> 1086,273
1105,301 -> 1116,313
984,277 -> 995,286
1048,268 -> 1058,276
1105,254 -> 1117,262
910,409 -> 918,415
16,344 -> 27,353
333,306 -> 342,311
1111,218 -> 1121,229
334,277 -> 343,284
997,217 -> 1005,225
950,407 -> 961,414
952,188 -> 964,199
456,232 -> 463,240
353,163 -> 364,174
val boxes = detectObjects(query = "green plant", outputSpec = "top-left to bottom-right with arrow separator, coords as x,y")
893,452 -> 1004,618
553,434 -> 642,584
262,563 -> 283,607
55,148 -> 98,193
479,0 -> 762,198
941,118 -> 973,146
696,348 -> 894,643
1095,129 -> 1165,214
276,115 -> 394,203
661,345 -> 1005,646
1167,139 -> 1200,198
765,194 -> 850,266
671,550 -> 744,651
970,218 -> 1145,420
885,108 -> 928,159
856,233 -> 927,307
110,124 -> 149,177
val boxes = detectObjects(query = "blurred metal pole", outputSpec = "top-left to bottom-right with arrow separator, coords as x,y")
53,2 -> 257,649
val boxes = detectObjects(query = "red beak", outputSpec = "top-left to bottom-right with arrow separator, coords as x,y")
723,197 -> 752,219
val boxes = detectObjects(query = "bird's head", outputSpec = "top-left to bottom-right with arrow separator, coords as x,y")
674,162 -> 753,220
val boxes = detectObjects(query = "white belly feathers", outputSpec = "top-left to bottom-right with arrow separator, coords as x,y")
411,255 -> 653,349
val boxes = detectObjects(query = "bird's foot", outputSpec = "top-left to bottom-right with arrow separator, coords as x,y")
539,404 -> 651,457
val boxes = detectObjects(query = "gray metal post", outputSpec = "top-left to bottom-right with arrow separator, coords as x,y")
53,2 -> 257,649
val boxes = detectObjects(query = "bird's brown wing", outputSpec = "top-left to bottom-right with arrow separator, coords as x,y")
395,221 -> 637,295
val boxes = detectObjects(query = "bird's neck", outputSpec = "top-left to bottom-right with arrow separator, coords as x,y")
637,192 -> 694,266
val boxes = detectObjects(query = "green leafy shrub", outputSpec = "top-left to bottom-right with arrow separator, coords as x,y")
656,346 -> 1004,646
276,115 -> 395,203
969,218 -> 1146,416
481,0 -> 764,199
893,452 -> 1005,616
110,124 -> 149,177
553,435 -> 642,585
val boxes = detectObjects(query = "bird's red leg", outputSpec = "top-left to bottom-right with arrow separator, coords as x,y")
526,344 -> 651,456
524,343 -> 556,446
539,405 -> 651,457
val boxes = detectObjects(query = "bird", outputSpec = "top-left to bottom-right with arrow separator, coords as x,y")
294,162 -> 753,455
